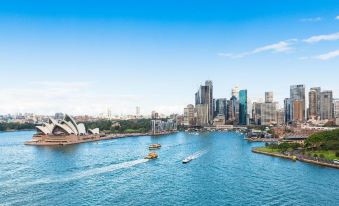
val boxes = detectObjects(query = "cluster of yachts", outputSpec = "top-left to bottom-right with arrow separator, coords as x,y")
144,143 -> 193,164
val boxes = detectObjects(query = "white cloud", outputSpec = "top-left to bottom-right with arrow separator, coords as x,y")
314,50 -> 339,60
0,81 -> 146,116
336,16 -> 339,20
218,39 -> 296,59
303,32 -> 339,43
300,17 -> 322,22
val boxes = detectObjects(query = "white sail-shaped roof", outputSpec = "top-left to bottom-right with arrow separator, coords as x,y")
64,114 -> 80,134
77,123 -> 86,135
52,123 -> 75,135
35,113 -> 98,136
36,126 -> 51,135
88,128 -> 100,134
61,120 -> 79,135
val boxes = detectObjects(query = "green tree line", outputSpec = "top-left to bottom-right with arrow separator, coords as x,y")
305,129 -> 339,150
83,119 -> 151,134
0,122 -> 35,131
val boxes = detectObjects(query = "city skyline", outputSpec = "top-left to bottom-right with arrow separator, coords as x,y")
1,1 -> 339,115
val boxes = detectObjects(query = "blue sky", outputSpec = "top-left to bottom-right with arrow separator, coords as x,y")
0,0 -> 338,115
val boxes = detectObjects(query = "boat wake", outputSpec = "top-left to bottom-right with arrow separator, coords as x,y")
24,159 -> 149,186
183,149 -> 208,163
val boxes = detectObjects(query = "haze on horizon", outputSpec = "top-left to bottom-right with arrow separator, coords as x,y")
0,0 -> 338,116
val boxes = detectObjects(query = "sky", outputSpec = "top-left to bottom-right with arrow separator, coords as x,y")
0,0 -> 338,116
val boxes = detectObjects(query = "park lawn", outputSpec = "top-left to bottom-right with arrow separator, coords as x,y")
308,150 -> 338,161
256,147 -> 282,153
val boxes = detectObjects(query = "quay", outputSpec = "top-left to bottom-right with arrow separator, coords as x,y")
244,137 -> 279,142
25,131 -> 176,146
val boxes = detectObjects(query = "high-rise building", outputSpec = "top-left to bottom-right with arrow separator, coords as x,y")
284,98 -> 292,124
310,87 -> 321,117
276,109 -> 285,125
265,92 -> 273,103
231,86 -> 239,99
320,90 -> 334,120
195,104 -> 209,126
226,99 -> 233,121
229,95 -> 239,125
261,102 -> 277,125
308,89 -> 318,119
290,85 -> 306,122
183,104 -> 195,126
239,90 -> 248,125
215,98 -> 227,117
292,100 -> 303,122
194,81 -> 213,126
334,99 -> 339,125
260,91 -> 278,125
205,80 -> 214,122
252,102 -> 262,125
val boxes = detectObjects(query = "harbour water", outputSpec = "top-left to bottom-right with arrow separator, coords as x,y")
1,131 -> 338,206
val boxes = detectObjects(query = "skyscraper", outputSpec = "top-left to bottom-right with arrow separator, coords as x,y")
308,89 -> 318,119
194,81 -> 213,126
334,99 -> 339,125
290,85 -> 306,122
265,92 -> 273,103
215,98 -> 227,117
292,100 -> 303,122
320,90 -> 334,120
231,86 -> 239,99
205,80 -> 214,123
261,102 -> 277,125
284,98 -> 292,124
183,104 -> 195,126
252,102 -> 262,125
239,90 -> 248,125
260,91 -> 278,125
310,87 -> 321,117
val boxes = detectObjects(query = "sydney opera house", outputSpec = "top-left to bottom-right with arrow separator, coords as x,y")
25,114 -> 101,146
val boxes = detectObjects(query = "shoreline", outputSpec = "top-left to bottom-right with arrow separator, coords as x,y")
244,137 -> 279,142
24,131 -> 177,146
252,147 -> 339,169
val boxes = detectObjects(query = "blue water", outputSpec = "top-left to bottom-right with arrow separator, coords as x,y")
1,131 -> 338,206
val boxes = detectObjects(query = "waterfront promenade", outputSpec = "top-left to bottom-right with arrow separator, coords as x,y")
252,147 -> 339,169
25,131 -> 177,146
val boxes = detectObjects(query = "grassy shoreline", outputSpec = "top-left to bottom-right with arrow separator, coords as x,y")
252,147 -> 339,169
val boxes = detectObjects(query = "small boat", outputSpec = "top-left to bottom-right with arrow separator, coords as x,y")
333,159 -> 339,164
149,144 -> 161,150
144,152 -> 158,159
182,157 -> 192,164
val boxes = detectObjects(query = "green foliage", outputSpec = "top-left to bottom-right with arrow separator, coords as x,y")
267,142 -> 301,152
313,154 -> 318,158
83,119 -> 151,134
319,154 -> 325,158
0,122 -> 35,131
336,151 -> 339,157
305,129 -> 339,150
